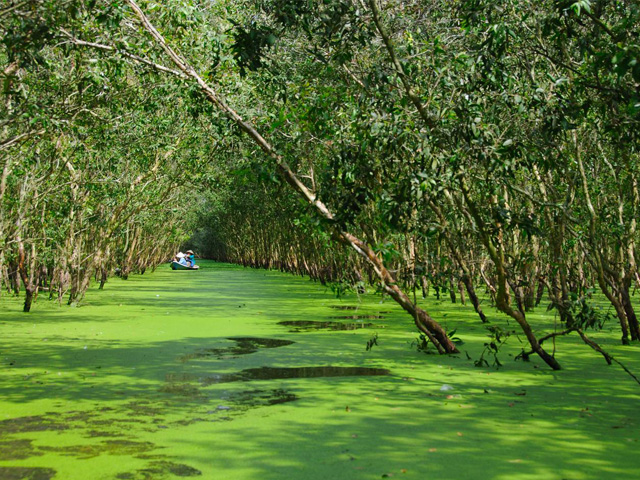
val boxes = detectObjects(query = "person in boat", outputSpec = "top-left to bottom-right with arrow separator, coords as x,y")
185,250 -> 196,267
173,252 -> 188,266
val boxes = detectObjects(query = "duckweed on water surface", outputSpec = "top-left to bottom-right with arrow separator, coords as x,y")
0,261 -> 639,479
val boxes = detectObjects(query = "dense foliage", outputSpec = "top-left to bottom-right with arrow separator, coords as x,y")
2,0 -> 639,369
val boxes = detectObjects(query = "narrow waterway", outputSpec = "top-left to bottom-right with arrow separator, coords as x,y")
0,261 -> 638,480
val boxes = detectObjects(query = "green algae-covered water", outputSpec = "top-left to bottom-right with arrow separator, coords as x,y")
1,261 -> 639,479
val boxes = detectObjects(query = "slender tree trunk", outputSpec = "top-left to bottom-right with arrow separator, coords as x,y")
17,239 -> 36,312
535,277 -> 546,307
427,198 -> 487,322
99,268 -> 108,290
461,274 -> 488,323
459,179 -> 561,370
448,276 -> 457,304
621,274 -> 640,341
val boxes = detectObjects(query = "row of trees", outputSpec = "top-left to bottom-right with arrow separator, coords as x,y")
1,0 -> 213,309
2,1 -> 639,370
187,0 -> 640,369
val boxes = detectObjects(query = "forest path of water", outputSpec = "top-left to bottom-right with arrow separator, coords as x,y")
0,261 -> 638,480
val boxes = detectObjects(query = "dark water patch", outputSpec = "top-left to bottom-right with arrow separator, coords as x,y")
202,366 -> 390,385
170,417 -> 209,427
86,430 -> 127,438
278,320 -> 380,332
161,374 -> 202,399
64,412 -> 94,422
0,438 -> 43,461
123,400 -> 167,417
229,388 -> 298,407
116,461 -> 201,479
0,408 -> 158,449
159,383 -> 201,397
40,439 -> 156,459
0,467 -> 56,480
165,373 -> 197,382
329,305 -> 359,310
0,415 -> 68,434
179,337 -> 294,362
329,315 -> 385,320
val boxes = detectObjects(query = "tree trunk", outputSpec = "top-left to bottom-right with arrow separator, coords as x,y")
535,277 -> 546,307
23,285 -> 35,313
448,276 -> 457,304
99,268 -> 108,289
461,274 -> 488,323
620,276 -> 640,341
460,179 -> 561,370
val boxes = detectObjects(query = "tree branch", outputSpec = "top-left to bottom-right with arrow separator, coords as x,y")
59,29 -> 187,79
0,129 -> 45,151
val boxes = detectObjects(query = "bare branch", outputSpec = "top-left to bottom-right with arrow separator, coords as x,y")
0,1 -> 29,18
0,129 -> 46,151
59,29 -> 187,79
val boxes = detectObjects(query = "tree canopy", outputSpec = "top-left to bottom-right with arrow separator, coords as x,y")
2,0 -> 640,372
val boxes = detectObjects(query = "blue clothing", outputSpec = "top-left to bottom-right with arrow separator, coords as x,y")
178,257 -> 188,266
187,254 -> 195,267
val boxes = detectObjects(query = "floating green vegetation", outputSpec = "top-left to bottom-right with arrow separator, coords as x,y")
158,383 -> 201,398
0,415 -> 68,434
227,389 -> 298,407
0,466 -> 57,480
116,460 -> 202,479
178,337 -> 294,362
0,439 -> 43,461
40,439 -> 157,459
278,320 -> 381,332
201,366 -> 391,385
0,261 -> 638,480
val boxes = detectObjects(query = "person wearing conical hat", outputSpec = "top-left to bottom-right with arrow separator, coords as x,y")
185,250 -> 196,267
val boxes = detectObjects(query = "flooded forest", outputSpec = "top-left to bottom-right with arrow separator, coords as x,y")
1,1 -> 640,479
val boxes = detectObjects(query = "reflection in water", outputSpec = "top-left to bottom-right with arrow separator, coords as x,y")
202,366 -> 390,385
329,305 -> 359,310
278,320 -> 381,332
180,337 -> 294,362
329,315 -> 385,320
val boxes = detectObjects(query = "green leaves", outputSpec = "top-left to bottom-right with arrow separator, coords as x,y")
568,0 -> 592,16
229,22 -> 277,76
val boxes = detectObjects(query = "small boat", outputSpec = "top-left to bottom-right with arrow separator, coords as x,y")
170,261 -> 199,270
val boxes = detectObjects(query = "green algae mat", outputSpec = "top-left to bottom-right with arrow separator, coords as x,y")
1,261 -> 639,480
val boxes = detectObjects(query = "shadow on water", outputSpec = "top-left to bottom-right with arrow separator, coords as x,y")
278,320 -> 383,332
328,315 -> 385,320
201,366 -> 391,385
179,337 -> 295,362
